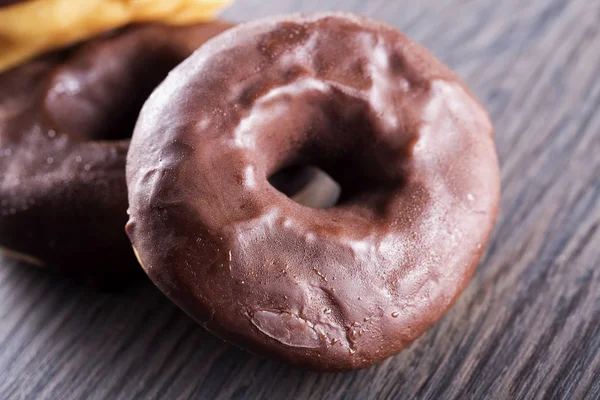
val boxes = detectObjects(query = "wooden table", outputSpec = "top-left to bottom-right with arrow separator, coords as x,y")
1,0 -> 599,398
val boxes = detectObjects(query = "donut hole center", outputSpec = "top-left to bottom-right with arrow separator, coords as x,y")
264,93 -> 409,213
44,43 -> 182,142
269,166 -> 342,209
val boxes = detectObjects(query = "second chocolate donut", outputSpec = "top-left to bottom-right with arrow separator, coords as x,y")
0,22 -> 233,276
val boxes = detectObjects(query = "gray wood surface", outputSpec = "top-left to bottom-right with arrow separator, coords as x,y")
1,0 -> 600,398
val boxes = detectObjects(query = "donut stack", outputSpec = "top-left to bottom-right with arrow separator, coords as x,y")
0,2 -> 500,371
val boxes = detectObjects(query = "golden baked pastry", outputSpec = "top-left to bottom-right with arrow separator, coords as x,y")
0,0 -> 233,72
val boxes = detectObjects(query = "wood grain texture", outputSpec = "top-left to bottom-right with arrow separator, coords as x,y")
1,0 -> 599,398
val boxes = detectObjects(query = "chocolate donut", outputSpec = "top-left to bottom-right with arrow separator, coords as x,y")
0,22 -> 232,274
126,13 -> 501,370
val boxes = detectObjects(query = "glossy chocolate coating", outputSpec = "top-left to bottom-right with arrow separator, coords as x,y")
126,13 -> 501,370
0,22 -> 232,275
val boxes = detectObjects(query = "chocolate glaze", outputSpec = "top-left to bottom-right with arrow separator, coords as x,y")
126,13 -> 501,370
0,0 -> 26,8
0,22 -> 232,275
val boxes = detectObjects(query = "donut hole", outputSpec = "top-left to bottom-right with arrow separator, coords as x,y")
311,148 -> 402,207
269,166 -> 341,209
259,89 -> 410,214
267,146 -> 402,213
44,42 -> 183,142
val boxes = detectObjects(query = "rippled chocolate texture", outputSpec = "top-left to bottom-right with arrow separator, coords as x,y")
126,13 -> 501,370
0,22 -> 232,275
